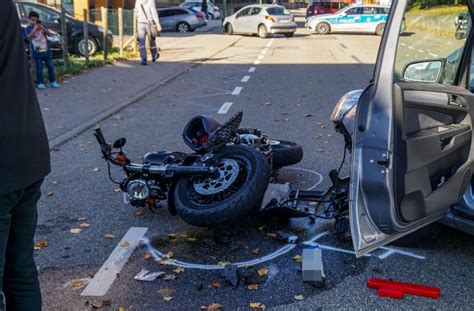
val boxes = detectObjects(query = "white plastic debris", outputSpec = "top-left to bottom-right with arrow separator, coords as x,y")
133,269 -> 164,282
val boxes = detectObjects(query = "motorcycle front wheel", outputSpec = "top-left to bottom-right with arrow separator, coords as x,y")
173,145 -> 271,227
270,140 -> 304,169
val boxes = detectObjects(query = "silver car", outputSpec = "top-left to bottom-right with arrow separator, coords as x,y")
158,7 -> 207,33
223,5 -> 297,38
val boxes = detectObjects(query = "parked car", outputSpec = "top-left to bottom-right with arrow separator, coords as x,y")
14,1 -> 113,57
335,0 -> 474,256
306,4 -> 389,35
22,26 -> 63,60
306,0 -> 354,19
159,7 -> 207,32
223,5 -> 297,38
180,1 -> 221,20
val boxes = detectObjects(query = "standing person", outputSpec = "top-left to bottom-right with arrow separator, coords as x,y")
201,0 -> 208,17
0,0 -> 51,310
25,11 -> 60,90
135,0 -> 161,65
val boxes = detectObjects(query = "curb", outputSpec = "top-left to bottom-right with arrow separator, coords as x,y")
48,36 -> 242,150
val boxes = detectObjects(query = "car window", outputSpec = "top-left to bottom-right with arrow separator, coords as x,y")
22,4 -> 60,23
375,7 -> 390,14
173,9 -> 189,15
236,8 -> 251,18
158,10 -> 171,18
362,7 -> 376,15
266,7 -> 290,16
345,7 -> 362,15
249,7 -> 262,16
394,0 -> 471,85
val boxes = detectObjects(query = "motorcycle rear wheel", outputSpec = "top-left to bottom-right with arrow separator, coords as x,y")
173,145 -> 271,227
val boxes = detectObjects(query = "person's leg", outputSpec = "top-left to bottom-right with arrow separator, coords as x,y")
137,23 -> 147,64
3,180 -> 43,311
44,54 -> 56,84
34,58 -> 45,86
0,188 -> 21,311
147,28 -> 158,62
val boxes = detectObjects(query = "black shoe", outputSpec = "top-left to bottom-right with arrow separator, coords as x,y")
152,53 -> 160,62
140,60 -> 147,66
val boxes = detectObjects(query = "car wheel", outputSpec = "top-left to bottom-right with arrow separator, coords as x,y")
225,23 -> 234,35
375,23 -> 385,36
284,32 -> 294,38
74,37 -> 98,56
316,22 -> 330,35
258,24 -> 268,38
177,22 -> 191,33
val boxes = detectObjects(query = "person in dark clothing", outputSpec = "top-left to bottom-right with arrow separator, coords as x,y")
25,11 -> 60,90
201,0 -> 208,16
0,1 -> 51,310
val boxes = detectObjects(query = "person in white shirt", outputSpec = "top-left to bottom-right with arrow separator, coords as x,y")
134,0 -> 161,65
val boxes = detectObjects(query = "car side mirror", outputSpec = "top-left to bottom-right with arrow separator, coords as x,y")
403,60 -> 444,83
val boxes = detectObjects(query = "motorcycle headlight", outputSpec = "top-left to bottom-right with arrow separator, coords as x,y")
330,89 -> 364,123
127,180 -> 150,200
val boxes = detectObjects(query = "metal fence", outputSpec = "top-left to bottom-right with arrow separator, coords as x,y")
89,9 -> 135,36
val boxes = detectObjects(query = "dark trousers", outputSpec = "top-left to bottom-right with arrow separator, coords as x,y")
34,55 -> 55,85
0,180 -> 43,311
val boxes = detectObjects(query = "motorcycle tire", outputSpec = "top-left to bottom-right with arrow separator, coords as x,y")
173,145 -> 271,227
270,140 -> 304,169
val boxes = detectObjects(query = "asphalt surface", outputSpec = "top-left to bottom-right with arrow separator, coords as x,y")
34,15 -> 474,311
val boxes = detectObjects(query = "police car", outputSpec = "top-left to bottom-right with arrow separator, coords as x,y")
306,4 -> 389,35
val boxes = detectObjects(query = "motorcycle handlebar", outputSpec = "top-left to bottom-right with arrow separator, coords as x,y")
123,163 -> 218,176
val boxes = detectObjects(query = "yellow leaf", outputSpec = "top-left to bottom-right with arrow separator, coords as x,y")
201,303 -> 224,311
294,294 -> 304,301
257,268 -> 269,277
79,223 -> 91,228
34,240 -> 48,250
167,233 -> 177,239
266,233 -> 277,238
71,279 -> 83,287
70,228 -> 81,234
158,288 -> 175,298
293,255 -> 302,263
250,302 -> 266,310
118,307 -> 126,311
157,259 -> 174,265
135,211 -> 145,217
217,261 -> 230,266
104,233 -> 115,239
247,284 -> 259,290
165,251 -> 174,258
163,274 -> 177,281
46,192 -> 54,197
120,242 -> 130,247
144,253 -> 151,260
173,267 -> 185,274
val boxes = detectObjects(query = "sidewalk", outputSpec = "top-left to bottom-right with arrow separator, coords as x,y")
38,28 -> 237,149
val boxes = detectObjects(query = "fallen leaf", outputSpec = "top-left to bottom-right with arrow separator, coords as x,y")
135,211 -> 145,217
120,241 -> 130,247
163,274 -> 177,281
113,114 -> 124,120
46,192 -> 54,197
157,259 -> 174,265
294,294 -> 304,301
257,268 -> 269,277
319,124 -> 326,129
144,252 -> 152,260
186,237 -> 198,242
250,302 -> 266,310
252,248 -> 260,255
217,261 -> 230,266
293,255 -> 302,263
316,133 -> 324,139
104,233 -> 115,239
164,251 -> 174,258
114,188 -> 122,192
71,279 -> 83,287
79,223 -> 91,228
317,149 -> 325,153
247,284 -> 259,290
201,303 -> 224,311
34,240 -> 48,250
92,300 -> 111,309
118,307 -> 126,311
93,167 -> 101,172
167,233 -> 177,240
266,233 -> 277,238
163,296 -> 173,302
78,217 -> 87,221
208,280 -> 221,289
70,228 -> 81,234
173,267 -> 185,274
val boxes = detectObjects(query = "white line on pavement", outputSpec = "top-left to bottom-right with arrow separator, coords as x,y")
258,55 -> 264,60
81,227 -> 148,297
218,102 -> 233,114
429,53 -> 439,57
249,67 -> 256,72
254,60 -> 261,65
408,46 -> 415,50
261,49 -> 268,54
266,43 -> 272,47
241,75 -> 251,83
418,49 -> 424,53
400,42 -> 406,46
232,87 -> 243,95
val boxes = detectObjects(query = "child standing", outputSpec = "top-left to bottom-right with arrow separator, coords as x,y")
25,11 -> 60,89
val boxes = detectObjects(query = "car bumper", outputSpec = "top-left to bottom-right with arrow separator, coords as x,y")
270,24 -> 297,34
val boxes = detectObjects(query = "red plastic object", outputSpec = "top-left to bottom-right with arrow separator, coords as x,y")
368,278 -> 441,299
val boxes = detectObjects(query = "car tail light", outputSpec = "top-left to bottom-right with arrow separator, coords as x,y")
196,12 -> 205,18
265,16 -> 275,23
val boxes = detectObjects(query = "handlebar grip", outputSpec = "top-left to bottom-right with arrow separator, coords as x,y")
94,127 -> 107,145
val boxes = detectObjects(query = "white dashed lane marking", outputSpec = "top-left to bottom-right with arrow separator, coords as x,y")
254,60 -> 261,65
258,55 -> 264,60
241,75 -> 250,83
249,67 -> 256,72
218,102 -> 233,114
429,53 -> 439,57
231,86 -> 243,95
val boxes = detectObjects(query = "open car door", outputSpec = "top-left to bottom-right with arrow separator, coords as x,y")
351,0 -> 474,257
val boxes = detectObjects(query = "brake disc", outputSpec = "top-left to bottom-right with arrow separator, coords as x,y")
193,159 -> 240,195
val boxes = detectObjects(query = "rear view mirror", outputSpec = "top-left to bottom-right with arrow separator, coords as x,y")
403,60 -> 443,83
113,138 -> 127,149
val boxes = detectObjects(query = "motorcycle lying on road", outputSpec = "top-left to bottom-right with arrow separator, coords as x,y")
94,112 -> 303,227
